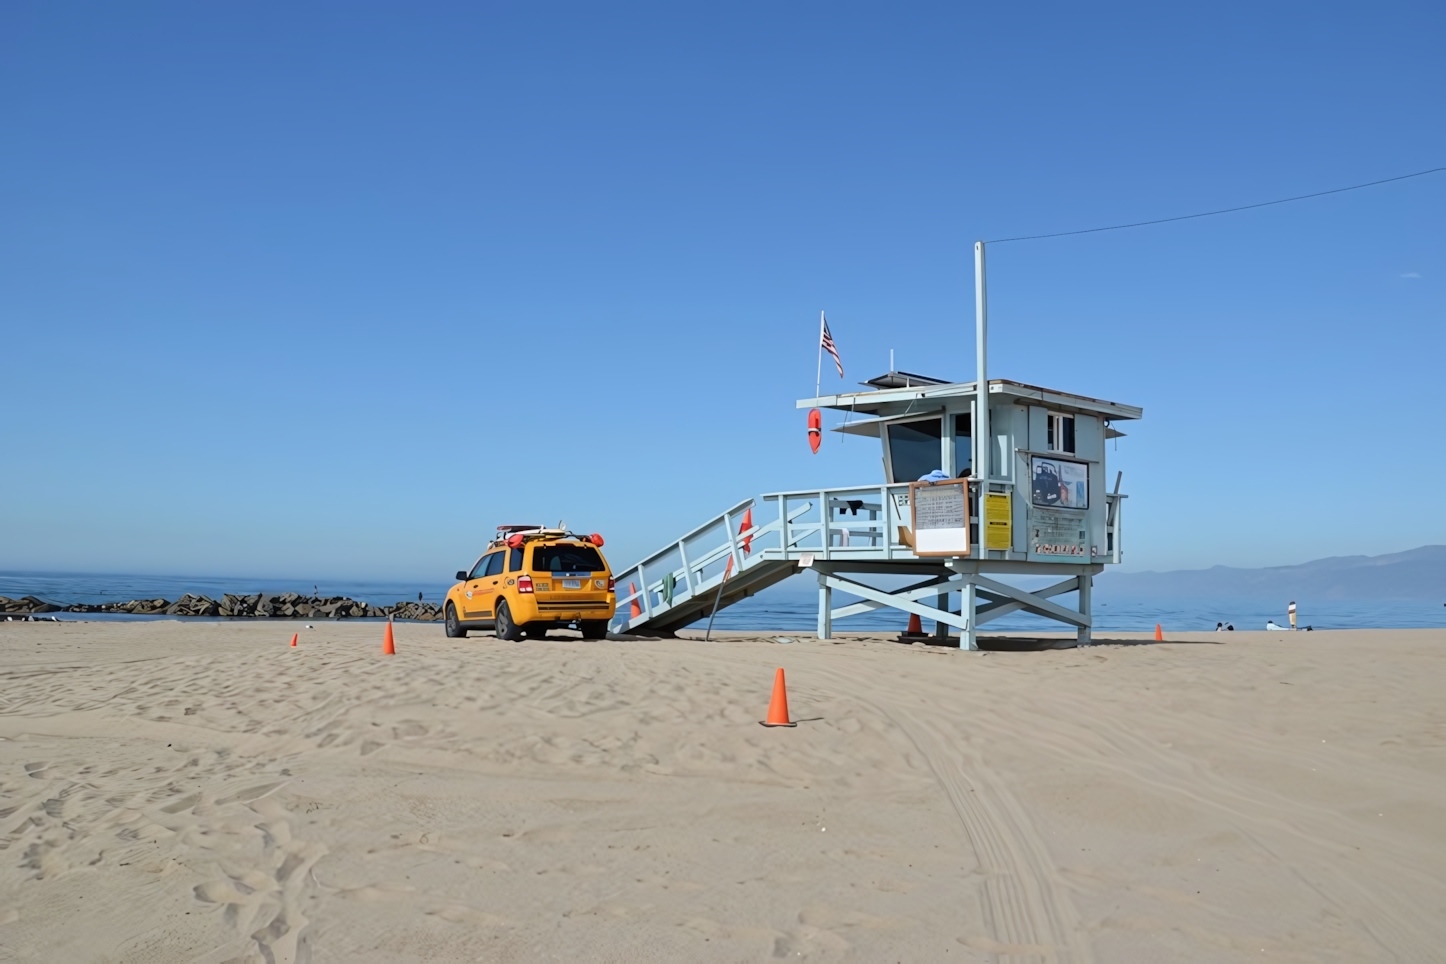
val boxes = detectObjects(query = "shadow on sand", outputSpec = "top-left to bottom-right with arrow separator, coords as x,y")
899,635 -> 1224,651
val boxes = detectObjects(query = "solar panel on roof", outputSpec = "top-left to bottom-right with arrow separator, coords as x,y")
860,370 -> 952,389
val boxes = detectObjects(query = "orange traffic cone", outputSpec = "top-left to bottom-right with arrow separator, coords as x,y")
629,583 -> 642,619
1154,623 -> 1163,641
760,668 -> 797,727
290,632 -> 298,648
906,613 -> 922,635
383,619 -> 396,655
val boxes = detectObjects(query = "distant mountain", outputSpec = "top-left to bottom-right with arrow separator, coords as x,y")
1097,546 -> 1446,601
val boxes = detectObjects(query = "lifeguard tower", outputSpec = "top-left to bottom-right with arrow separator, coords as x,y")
609,243 -> 1143,648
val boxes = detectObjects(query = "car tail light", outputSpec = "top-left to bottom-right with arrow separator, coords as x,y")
517,575 -> 534,594
607,577 -> 615,592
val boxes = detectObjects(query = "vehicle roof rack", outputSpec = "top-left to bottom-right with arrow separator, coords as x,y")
489,526 -> 585,549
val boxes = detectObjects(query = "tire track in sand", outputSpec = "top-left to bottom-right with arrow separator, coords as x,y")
729,652 -> 1092,964
965,685 -> 1442,960
887,700 -> 1089,964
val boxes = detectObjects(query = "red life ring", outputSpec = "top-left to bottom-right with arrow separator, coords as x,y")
807,408 -> 822,454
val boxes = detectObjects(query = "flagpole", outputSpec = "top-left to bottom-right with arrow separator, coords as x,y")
815,310 -> 825,398
975,240 -> 989,517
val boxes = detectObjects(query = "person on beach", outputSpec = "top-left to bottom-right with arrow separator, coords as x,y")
1288,600 -> 1297,630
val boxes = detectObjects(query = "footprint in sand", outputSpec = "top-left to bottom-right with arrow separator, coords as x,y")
190,798 -> 328,962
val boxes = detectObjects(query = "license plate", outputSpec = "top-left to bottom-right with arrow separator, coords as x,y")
561,579 -> 581,590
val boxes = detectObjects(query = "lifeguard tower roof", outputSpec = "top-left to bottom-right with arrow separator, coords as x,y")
798,374 -> 1143,427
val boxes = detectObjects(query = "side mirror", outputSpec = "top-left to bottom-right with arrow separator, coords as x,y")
455,570 -> 469,582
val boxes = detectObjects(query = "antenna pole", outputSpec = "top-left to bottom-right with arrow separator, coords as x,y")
815,310 -> 824,398
974,241 -> 989,503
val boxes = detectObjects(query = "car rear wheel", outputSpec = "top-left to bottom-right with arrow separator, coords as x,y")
445,603 -> 467,638
494,600 -> 523,641
580,620 -> 608,640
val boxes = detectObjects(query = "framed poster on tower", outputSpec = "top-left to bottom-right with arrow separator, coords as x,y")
1030,456 -> 1089,509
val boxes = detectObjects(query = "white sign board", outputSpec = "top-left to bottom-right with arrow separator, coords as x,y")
909,480 -> 971,556
1027,506 -> 1088,559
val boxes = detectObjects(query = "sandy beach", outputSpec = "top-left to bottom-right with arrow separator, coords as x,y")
1,621 -> 1442,962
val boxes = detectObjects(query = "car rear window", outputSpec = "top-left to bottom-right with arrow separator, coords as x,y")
531,544 -> 604,573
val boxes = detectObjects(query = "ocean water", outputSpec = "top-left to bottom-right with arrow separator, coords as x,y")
0,571 -> 449,610
4,569 -> 1444,633
709,593 -> 1446,633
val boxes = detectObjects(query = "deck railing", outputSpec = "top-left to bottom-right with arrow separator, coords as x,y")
762,483 -> 917,560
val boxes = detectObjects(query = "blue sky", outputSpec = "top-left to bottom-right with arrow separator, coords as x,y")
2,1 -> 1442,582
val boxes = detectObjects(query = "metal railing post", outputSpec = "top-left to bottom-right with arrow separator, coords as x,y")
819,490 -> 830,559
881,485 -> 891,559
636,561 -> 651,620
779,494 -> 788,556
1114,497 -> 1123,564
678,539 -> 693,596
722,507 -> 743,574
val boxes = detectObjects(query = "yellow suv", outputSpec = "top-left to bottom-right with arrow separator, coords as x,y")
445,526 -> 616,640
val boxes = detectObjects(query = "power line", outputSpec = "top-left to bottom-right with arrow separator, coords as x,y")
987,165 -> 1446,244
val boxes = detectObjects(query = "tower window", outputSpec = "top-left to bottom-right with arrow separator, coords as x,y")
886,418 -> 942,483
1047,413 -> 1075,454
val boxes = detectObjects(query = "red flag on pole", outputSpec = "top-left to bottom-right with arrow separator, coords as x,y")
739,507 -> 753,554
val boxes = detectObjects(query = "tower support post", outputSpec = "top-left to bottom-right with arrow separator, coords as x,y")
817,572 -> 833,639
962,580 -> 978,651
1077,571 -> 1093,645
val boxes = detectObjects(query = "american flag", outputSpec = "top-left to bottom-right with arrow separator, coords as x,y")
820,313 -> 844,378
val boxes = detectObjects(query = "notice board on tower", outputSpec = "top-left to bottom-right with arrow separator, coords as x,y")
908,479 -> 971,556
983,492 -> 1013,550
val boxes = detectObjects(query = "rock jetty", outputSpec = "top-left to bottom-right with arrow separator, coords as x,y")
0,596 -> 62,614
0,593 -> 443,621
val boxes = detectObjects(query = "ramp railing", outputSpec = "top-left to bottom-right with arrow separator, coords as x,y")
610,498 -> 814,633
611,482 -> 928,633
